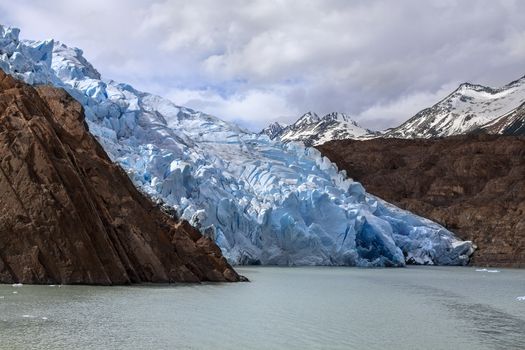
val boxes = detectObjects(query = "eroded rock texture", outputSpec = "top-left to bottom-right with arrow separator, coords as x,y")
0,70 -> 241,284
318,135 -> 525,267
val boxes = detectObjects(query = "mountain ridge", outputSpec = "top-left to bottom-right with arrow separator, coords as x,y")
385,75 -> 525,138
262,75 -> 525,145
262,111 -> 377,146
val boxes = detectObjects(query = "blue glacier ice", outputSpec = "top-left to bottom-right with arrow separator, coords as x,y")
0,25 -> 474,266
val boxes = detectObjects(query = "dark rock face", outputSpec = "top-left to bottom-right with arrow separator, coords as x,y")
318,135 -> 525,267
0,70 -> 241,284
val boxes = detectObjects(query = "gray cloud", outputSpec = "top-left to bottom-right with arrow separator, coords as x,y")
1,0 -> 524,130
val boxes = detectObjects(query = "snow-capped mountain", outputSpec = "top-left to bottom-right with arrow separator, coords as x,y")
478,102 -> 525,135
261,121 -> 287,139
0,24 -> 474,266
386,76 -> 525,138
262,112 -> 377,146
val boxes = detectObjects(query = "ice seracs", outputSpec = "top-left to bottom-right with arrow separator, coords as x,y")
0,24 -> 474,266
262,112 -> 377,146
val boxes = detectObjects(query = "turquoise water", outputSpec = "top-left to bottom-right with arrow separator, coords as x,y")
0,266 -> 524,349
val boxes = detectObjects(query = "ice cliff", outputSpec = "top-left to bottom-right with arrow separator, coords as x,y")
0,25 -> 474,266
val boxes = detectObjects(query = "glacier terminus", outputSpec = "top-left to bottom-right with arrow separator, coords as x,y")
0,25 -> 474,266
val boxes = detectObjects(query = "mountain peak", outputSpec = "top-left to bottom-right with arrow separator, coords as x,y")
294,111 -> 320,127
456,82 -> 493,94
386,74 -> 525,138
263,111 -> 376,146
321,112 -> 355,124
261,121 -> 287,139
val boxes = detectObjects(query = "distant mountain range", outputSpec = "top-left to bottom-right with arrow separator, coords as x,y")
263,76 -> 525,145
262,112 -> 377,146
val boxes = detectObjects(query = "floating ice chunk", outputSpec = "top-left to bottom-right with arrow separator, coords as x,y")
517,296 -> 525,301
476,268 -> 500,273
11,283 -> 23,287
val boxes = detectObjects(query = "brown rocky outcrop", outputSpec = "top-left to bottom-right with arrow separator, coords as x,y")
0,70 -> 242,284
318,135 -> 525,267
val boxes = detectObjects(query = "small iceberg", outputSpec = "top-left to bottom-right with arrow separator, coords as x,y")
475,268 -> 500,273
12,283 -> 23,287
517,296 -> 525,301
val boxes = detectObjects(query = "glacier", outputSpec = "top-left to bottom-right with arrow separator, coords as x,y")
0,25 -> 474,266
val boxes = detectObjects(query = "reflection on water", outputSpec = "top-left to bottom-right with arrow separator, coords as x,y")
407,284 -> 525,349
452,301 -> 525,350
0,266 -> 524,350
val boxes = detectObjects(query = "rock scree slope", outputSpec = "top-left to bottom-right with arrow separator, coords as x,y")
0,70 -> 241,284
318,135 -> 525,267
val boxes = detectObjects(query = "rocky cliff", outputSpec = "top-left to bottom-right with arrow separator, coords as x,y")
318,135 -> 525,267
0,70 -> 241,284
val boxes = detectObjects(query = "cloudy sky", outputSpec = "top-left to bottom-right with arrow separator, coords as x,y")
1,0 -> 524,131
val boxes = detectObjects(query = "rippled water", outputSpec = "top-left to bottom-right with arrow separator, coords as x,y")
1,266 -> 524,349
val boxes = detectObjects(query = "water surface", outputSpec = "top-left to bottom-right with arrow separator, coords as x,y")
1,266 -> 524,349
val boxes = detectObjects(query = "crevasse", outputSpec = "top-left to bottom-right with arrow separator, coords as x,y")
0,25 -> 474,266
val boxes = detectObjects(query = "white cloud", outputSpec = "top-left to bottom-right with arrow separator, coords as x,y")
355,83 -> 460,130
1,0 -> 524,130
165,87 -> 299,131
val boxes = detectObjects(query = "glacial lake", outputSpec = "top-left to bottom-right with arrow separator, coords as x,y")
1,266 -> 524,350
